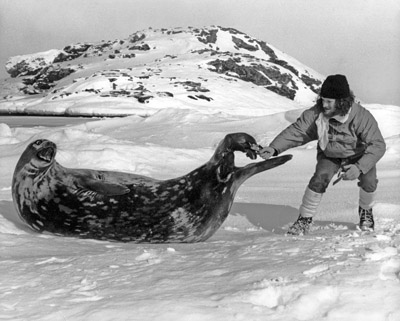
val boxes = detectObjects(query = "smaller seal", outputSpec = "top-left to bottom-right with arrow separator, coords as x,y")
12,133 -> 292,243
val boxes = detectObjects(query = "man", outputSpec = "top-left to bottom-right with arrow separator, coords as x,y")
259,74 -> 386,235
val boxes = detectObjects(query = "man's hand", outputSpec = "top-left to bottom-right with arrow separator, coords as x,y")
342,164 -> 361,180
259,146 -> 276,160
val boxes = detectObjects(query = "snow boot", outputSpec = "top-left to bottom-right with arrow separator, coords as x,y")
358,188 -> 376,231
359,207 -> 375,232
287,215 -> 313,235
287,187 -> 322,235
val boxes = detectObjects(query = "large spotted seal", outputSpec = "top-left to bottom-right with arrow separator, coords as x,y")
12,133 -> 292,243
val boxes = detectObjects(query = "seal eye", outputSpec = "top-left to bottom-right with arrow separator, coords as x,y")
33,139 -> 43,147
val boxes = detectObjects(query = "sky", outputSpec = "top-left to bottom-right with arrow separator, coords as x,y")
0,0 -> 399,106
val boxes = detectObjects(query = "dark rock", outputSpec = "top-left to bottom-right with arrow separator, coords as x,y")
53,52 -> 71,63
38,66 -> 75,83
129,33 -> 146,43
196,28 -> 218,44
255,40 -> 278,60
22,87 -> 41,95
208,58 -> 272,86
20,66 -> 75,93
195,94 -> 213,101
231,36 -> 258,51
157,91 -> 174,97
255,40 -> 299,76
300,74 -> 322,94
175,81 -> 210,92
219,27 -> 245,35
7,61 -> 42,78
168,30 -> 184,35
129,43 -> 150,51
271,59 -> 299,76
58,43 -> 92,61
22,77 -> 36,85
122,54 -> 135,58
135,94 -> 153,103
267,84 -> 296,100
208,58 -> 300,100
36,82 -> 52,90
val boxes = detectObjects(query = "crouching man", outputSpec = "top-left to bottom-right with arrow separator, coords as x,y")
259,74 -> 386,235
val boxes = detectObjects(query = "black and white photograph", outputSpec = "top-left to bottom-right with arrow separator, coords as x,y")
0,1 -> 399,320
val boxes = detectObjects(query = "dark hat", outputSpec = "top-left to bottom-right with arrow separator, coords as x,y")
320,74 -> 350,99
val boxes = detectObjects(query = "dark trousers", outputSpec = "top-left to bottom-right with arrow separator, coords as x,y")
308,152 -> 378,194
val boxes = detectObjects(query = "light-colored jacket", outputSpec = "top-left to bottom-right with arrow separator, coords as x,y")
269,102 -> 386,174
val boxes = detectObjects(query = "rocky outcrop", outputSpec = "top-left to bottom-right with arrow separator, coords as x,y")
207,58 -> 297,100
300,74 -> 322,94
128,43 -> 151,51
21,66 -> 75,94
6,45 -> 88,77
195,28 -> 218,44
129,33 -> 146,43
55,44 -> 92,62
5,50 -> 67,78
6,60 -> 39,78
232,36 -> 258,51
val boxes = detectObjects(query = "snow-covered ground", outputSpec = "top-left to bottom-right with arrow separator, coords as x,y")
0,99 -> 399,320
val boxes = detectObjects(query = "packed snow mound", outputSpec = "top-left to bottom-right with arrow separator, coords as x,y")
0,26 -> 324,117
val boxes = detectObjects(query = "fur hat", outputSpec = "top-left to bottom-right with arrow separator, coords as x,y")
320,74 -> 350,99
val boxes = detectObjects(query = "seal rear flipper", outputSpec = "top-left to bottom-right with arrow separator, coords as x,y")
77,177 -> 130,196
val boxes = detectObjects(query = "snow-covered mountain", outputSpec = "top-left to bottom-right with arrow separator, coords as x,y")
0,26 -> 324,116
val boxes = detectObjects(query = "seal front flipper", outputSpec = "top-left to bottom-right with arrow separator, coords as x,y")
76,176 -> 130,196
235,154 -> 293,185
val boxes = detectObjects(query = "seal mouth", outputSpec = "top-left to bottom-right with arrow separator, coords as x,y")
37,147 -> 55,163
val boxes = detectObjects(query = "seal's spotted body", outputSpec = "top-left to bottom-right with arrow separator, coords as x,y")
12,133 -> 292,243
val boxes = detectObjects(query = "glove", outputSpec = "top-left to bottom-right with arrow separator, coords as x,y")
259,146 -> 276,160
342,164 -> 362,181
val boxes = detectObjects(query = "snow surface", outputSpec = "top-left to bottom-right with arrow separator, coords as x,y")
0,99 -> 399,320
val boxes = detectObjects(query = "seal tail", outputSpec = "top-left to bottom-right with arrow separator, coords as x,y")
235,154 -> 293,184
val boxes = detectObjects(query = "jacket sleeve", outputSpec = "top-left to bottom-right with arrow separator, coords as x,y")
354,108 -> 386,174
269,107 -> 318,155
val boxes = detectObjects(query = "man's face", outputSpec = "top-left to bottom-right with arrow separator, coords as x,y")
321,97 -> 337,117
